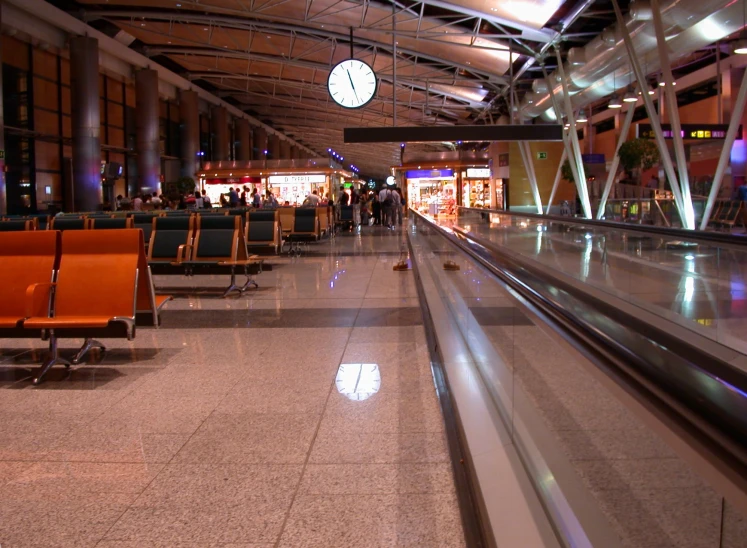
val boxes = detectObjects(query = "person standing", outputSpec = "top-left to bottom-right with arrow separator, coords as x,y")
351,187 -> 361,228
392,187 -> 403,226
240,186 -> 248,207
229,187 -> 240,207
372,194 -> 381,225
193,190 -> 204,209
133,194 -> 143,211
201,190 -> 211,209
379,187 -> 394,228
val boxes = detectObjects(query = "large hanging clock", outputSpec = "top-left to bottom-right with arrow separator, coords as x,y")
327,59 -> 377,109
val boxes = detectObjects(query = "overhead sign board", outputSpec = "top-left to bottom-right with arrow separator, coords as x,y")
582,154 -> 605,164
637,124 -> 742,140
267,174 -> 326,185
466,168 -> 490,178
405,169 -> 454,179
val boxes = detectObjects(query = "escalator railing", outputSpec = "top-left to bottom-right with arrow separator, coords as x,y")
411,209 -> 747,516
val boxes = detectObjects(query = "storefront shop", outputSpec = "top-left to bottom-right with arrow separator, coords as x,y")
202,176 -> 262,206
461,167 -> 492,208
198,161 -> 347,206
405,169 -> 457,215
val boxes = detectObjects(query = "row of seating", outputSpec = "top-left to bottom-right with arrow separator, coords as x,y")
707,200 -> 745,231
0,229 -> 171,384
148,215 -> 263,296
1,207 -> 335,254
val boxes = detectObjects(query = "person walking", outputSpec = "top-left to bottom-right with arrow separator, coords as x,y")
379,187 -> 394,228
372,194 -> 381,225
351,187 -> 361,228
392,187 -> 403,226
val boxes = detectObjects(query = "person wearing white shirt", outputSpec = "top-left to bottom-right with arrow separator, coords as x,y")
379,187 -> 394,228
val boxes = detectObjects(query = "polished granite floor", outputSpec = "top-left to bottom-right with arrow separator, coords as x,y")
0,225 -> 466,547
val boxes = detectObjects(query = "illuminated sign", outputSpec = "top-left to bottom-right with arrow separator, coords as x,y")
267,174 -> 326,185
536,152 -> 548,160
405,169 -> 454,179
637,124 -> 742,140
386,176 -> 396,186
466,168 -> 490,178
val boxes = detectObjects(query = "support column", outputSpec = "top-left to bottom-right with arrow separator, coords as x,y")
69,36 -> 102,212
280,139 -> 291,159
211,106 -> 229,161
268,134 -> 280,159
598,104 -> 636,219
235,119 -> 252,161
0,6 -> 6,215
180,90 -> 199,178
135,69 -> 160,194
254,128 -> 268,160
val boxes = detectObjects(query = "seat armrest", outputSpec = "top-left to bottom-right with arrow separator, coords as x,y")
173,244 -> 193,264
25,282 -> 56,318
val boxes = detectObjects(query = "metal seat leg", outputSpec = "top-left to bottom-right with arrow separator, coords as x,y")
72,337 -> 106,364
33,334 -> 70,385
223,266 -> 242,297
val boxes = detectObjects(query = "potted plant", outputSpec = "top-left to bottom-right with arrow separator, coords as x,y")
617,138 -> 660,184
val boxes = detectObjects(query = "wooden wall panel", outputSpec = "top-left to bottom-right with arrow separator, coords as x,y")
109,127 -> 125,148
508,141 -> 571,207
60,86 -> 71,115
60,58 -> 70,85
34,109 -> 59,136
33,77 -> 59,110
62,115 -> 72,139
33,49 -> 57,79
107,103 -> 124,128
35,141 -> 61,171
3,36 -> 28,70
107,78 -> 123,103
125,85 -> 136,107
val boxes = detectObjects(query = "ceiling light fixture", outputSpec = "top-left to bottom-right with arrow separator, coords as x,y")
576,110 -> 588,123
623,89 -> 638,103
608,95 -> 623,109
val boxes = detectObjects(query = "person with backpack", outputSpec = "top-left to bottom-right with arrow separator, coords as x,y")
379,186 -> 394,228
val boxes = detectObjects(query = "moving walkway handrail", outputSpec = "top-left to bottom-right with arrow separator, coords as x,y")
413,210 -> 747,509
458,206 -> 747,248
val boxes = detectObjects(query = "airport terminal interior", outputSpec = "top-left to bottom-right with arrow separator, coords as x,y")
1,0 -> 747,546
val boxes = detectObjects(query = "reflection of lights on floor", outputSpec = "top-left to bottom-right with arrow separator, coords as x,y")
684,276 -> 695,303
335,364 -> 381,401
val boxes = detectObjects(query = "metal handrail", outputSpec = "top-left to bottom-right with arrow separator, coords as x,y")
412,209 -> 747,511
458,206 -> 747,248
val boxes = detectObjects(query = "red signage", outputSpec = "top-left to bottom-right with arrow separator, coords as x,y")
204,176 -> 262,185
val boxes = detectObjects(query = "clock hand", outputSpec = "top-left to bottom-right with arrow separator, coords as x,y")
346,70 -> 360,103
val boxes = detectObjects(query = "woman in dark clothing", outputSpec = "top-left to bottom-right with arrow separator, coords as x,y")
372,194 -> 381,225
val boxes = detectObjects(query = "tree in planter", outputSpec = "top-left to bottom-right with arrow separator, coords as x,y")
617,138 -> 660,184
163,176 -> 196,201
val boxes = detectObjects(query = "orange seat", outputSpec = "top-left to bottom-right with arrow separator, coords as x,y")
23,229 -> 142,384
0,231 -> 59,334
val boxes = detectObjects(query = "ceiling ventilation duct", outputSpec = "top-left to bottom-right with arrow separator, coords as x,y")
521,0 -> 741,121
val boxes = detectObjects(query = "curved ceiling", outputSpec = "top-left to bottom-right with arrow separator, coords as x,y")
54,0 -> 611,178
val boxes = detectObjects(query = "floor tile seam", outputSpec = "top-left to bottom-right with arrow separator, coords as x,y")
271,313 -> 363,548
93,363 -> 255,545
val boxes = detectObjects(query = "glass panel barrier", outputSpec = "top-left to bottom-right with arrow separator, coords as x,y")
443,207 -> 747,356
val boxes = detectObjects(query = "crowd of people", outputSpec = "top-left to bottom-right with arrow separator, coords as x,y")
112,184 -> 406,231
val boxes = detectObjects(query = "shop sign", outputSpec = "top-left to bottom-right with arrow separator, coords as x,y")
498,153 -> 509,167
405,169 -> 453,179
386,176 -> 396,186
637,124 -> 742,140
204,176 -> 261,185
466,168 -> 490,178
268,174 -> 326,185
536,152 -> 548,160
581,154 -> 605,164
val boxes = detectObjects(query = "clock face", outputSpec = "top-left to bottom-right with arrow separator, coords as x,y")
327,59 -> 377,109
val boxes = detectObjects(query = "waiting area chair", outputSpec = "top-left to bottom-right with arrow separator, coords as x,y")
286,208 -> 319,256
246,210 -> 282,254
173,214 -> 262,297
23,229 -> 142,384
